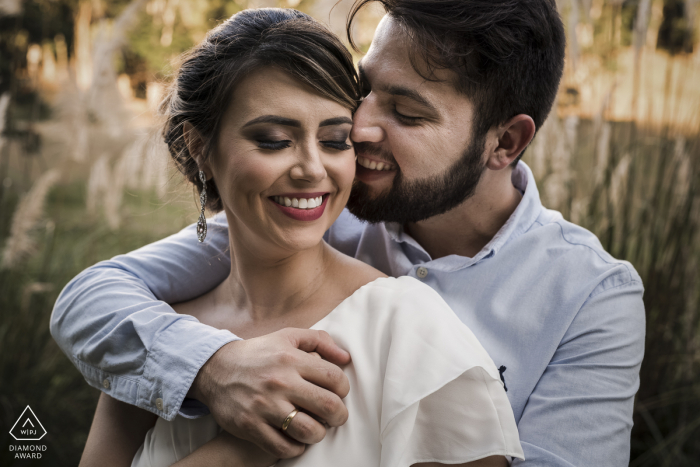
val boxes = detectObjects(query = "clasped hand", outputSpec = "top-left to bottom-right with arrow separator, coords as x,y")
189,328 -> 352,459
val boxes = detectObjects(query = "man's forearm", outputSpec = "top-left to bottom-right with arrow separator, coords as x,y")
50,215 -> 235,418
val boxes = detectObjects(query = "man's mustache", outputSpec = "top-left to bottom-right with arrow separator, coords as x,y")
353,142 -> 397,167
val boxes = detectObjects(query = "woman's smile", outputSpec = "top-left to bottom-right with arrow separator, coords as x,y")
198,66 -> 356,254
269,192 -> 330,221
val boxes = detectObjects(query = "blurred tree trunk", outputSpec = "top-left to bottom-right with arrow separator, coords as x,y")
657,0 -> 694,54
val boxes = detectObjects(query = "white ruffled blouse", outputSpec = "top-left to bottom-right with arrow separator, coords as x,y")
132,276 -> 524,467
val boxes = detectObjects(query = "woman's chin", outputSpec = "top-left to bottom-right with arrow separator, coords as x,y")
274,234 -> 328,254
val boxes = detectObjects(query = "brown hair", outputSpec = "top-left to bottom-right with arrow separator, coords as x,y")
347,0 -> 565,164
162,8 -> 360,211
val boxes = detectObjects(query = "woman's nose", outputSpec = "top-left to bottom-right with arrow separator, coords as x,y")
290,145 -> 327,183
351,95 -> 384,143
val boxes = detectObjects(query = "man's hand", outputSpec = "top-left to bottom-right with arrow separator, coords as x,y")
189,328 -> 351,458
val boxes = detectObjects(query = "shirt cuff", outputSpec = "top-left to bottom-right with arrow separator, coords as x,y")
179,398 -> 211,419
137,319 -> 240,421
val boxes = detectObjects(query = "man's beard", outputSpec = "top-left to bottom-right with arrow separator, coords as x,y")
347,135 -> 487,225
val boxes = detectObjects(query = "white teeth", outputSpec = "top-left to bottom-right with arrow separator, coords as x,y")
358,156 -> 393,171
274,195 -> 325,209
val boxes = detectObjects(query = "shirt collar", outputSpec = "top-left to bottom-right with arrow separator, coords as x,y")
382,161 -> 543,266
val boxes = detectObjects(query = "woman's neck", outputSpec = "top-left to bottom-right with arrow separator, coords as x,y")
219,223 -> 336,323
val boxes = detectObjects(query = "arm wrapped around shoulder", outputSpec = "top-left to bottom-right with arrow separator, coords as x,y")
50,214 -> 235,419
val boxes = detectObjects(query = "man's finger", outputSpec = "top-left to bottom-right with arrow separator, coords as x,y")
254,422 -> 306,459
295,351 -> 350,398
277,407 -> 327,445
284,328 -> 351,366
289,379 -> 349,427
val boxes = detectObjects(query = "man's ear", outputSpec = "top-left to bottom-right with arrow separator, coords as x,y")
183,122 -> 210,176
486,114 -> 536,171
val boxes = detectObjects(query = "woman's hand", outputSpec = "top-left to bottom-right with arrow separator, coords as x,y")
174,430 -> 279,467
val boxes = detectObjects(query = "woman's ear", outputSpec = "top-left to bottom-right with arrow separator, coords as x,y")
485,115 -> 536,171
182,122 -> 210,176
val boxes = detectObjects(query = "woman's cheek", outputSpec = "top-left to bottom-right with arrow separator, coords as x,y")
330,153 -> 357,205
328,156 -> 354,186
342,152 -> 358,183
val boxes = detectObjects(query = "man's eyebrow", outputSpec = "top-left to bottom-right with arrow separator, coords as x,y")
385,85 -> 436,112
242,116 -> 301,128
358,62 -> 436,112
319,117 -> 353,127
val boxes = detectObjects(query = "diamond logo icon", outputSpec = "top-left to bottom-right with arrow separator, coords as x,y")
9,406 -> 47,441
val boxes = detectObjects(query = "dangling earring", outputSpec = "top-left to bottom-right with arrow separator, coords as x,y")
197,170 -> 207,243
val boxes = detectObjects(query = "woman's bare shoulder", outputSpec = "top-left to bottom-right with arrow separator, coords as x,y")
326,244 -> 387,292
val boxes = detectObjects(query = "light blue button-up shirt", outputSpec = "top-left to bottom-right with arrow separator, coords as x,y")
50,162 -> 645,466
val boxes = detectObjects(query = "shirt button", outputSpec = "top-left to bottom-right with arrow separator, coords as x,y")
102,379 -> 110,389
416,267 -> 428,279
156,398 -> 164,411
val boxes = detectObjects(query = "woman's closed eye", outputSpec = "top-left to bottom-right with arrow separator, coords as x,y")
320,140 -> 352,151
257,139 -> 292,150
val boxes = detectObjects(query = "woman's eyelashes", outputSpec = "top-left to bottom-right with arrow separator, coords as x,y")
254,130 -> 351,151
321,140 -> 352,151
257,139 -> 351,151
257,139 -> 292,150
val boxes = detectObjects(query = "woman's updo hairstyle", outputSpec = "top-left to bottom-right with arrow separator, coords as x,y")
162,8 -> 360,211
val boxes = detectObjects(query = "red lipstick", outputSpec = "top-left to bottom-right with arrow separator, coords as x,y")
270,194 -> 329,222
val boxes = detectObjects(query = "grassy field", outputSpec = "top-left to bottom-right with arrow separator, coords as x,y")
0,114 -> 698,465
0,176 -> 196,465
1,0 -> 699,465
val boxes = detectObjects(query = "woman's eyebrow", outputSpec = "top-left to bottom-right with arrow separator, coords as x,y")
242,115 -> 301,128
241,115 -> 352,128
319,117 -> 353,127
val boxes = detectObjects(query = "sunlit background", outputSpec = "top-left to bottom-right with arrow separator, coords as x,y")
0,0 -> 698,465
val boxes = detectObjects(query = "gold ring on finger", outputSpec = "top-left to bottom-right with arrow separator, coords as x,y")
281,408 -> 299,432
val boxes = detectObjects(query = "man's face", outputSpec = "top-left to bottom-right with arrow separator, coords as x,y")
347,15 -> 488,224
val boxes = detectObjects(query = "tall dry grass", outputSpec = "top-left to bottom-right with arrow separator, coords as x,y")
1,169 -> 60,269
0,0 -> 699,465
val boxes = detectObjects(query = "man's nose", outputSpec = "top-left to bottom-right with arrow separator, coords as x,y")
351,95 -> 384,143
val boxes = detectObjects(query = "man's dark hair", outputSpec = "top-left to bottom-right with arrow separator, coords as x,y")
347,0 -> 566,164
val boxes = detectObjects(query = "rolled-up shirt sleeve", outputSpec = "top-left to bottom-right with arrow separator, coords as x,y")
514,274 -> 645,466
50,213 -> 235,420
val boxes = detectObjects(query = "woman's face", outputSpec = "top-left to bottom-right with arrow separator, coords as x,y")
202,67 -> 356,255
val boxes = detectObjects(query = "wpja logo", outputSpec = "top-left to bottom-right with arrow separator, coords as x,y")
8,406 -> 47,460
